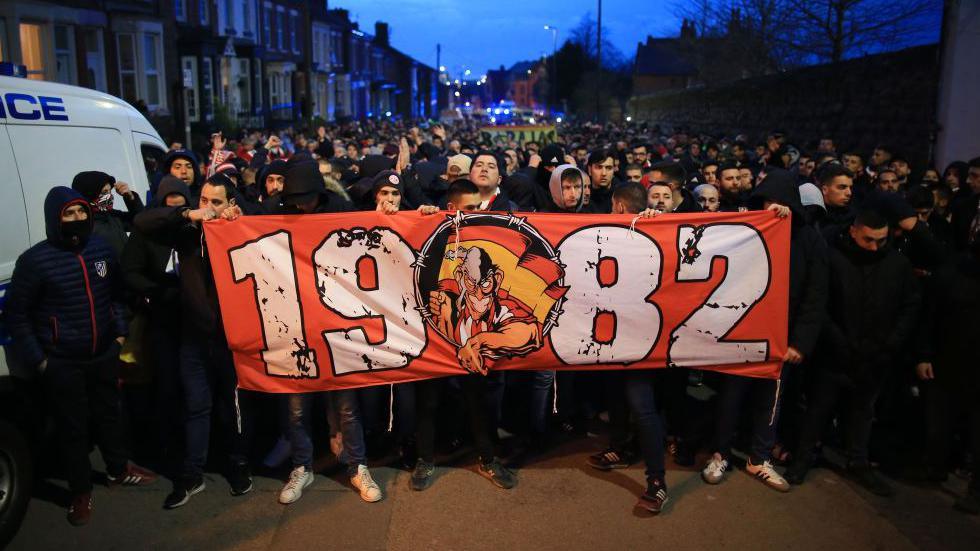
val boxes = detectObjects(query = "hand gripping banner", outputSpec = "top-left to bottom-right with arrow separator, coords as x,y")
203,210 -> 790,392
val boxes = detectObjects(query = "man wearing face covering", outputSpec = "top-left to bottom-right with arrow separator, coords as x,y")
71,170 -> 144,257
4,187 -> 157,526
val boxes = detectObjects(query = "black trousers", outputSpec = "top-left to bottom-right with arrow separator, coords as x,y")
794,370 -> 879,467
43,344 -> 129,495
416,374 -> 499,463
922,378 -> 980,493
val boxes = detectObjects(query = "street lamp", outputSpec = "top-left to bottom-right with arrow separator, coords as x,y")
543,25 -> 558,116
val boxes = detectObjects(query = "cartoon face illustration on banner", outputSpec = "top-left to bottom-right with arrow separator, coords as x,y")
415,213 -> 568,374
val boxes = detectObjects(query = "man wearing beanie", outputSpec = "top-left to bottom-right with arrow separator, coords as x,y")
275,156 -> 352,214
71,170 -> 144,256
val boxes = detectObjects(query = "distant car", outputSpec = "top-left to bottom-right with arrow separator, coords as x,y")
0,66 -> 166,547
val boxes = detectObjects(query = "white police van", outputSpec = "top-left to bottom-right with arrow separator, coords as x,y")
0,63 -> 167,545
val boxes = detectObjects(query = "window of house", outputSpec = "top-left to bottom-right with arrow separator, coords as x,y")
242,0 -> 252,36
18,22 -> 45,80
238,58 -> 251,114
175,0 -> 187,22
201,56 -> 214,121
53,25 -> 76,85
224,0 -> 235,33
0,18 -> 7,61
181,56 -> 199,122
82,29 -> 107,92
143,33 -> 162,108
116,33 -> 138,101
262,3 -> 271,46
253,59 -> 262,114
200,0 -> 210,25
276,8 -> 284,51
289,10 -> 298,53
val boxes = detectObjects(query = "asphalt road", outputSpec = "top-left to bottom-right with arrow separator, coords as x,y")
8,439 -> 980,551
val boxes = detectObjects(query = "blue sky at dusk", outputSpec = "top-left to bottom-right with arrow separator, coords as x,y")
337,0 -> 943,77
339,0 -> 680,76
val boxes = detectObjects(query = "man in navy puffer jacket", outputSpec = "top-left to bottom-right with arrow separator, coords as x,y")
4,186 -> 157,526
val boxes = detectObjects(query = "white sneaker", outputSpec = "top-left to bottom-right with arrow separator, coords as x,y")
350,464 -> 383,502
701,453 -> 729,484
279,466 -> 314,504
746,459 -> 790,492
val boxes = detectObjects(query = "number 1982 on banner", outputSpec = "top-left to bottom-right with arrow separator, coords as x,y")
211,212 -> 789,389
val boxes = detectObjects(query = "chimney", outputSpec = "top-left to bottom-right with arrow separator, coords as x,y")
374,22 -> 389,46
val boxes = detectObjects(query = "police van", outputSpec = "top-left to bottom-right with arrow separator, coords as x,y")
0,64 -> 166,545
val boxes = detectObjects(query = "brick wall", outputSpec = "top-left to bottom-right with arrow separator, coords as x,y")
628,45 -> 940,167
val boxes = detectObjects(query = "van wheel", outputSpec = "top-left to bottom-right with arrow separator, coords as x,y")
0,420 -> 32,548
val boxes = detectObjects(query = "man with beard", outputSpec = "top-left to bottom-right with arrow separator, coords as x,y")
646,161 -> 701,213
785,210 -> 919,497
717,161 -> 746,211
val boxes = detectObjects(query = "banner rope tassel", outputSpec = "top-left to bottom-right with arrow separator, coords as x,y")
388,383 -> 395,432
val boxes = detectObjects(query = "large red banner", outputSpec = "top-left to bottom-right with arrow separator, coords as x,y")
203,210 -> 790,392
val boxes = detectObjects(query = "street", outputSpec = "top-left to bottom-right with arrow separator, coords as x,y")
8,439 -> 980,551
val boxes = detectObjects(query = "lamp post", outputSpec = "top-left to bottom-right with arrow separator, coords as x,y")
543,25 -> 558,117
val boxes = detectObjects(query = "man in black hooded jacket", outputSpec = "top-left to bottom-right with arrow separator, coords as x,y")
914,232 -> 980,514
785,209 -> 920,496
5,187 -> 157,525
121,176 -> 190,472
700,169 -> 827,493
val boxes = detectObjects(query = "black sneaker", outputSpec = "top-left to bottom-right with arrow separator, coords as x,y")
848,464 -> 894,497
410,459 -> 435,491
635,479 -> 669,514
478,458 -> 516,489
228,462 -> 253,496
588,448 -> 633,470
163,476 -> 205,510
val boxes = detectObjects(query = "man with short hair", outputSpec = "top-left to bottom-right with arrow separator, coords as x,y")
632,143 -> 651,168
876,168 -> 901,194
587,149 -> 617,213
701,169 -> 825,494
646,182 -> 674,212
470,151 -> 517,211
445,179 -> 482,212
889,156 -> 911,187
624,163 -> 644,184
817,163 -> 855,228
5,187 -> 157,525
646,161 -> 700,213
702,160 -> 719,187
693,184 -> 720,212
716,161 -> 745,211
950,157 -> 980,250
135,173 -> 252,509
785,210 -> 920,497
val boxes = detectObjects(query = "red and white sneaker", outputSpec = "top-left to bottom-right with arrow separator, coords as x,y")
107,462 -> 158,488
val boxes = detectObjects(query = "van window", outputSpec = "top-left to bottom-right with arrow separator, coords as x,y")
7,125 -> 134,245
140,142 -> 166,198
0,127 -> 30,282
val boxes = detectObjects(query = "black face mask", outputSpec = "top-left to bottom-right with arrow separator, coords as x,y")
61,219 -> 92,247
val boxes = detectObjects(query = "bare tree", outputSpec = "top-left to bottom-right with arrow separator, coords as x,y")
784,0 -> 938,63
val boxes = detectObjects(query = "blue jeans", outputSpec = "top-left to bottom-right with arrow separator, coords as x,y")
712,373 -> 782,463
327,389 -> 367,475
287,393 -> 321,469
179,337 -> 249,478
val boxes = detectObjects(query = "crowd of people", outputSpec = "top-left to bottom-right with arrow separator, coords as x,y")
4,117 -> 979,526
